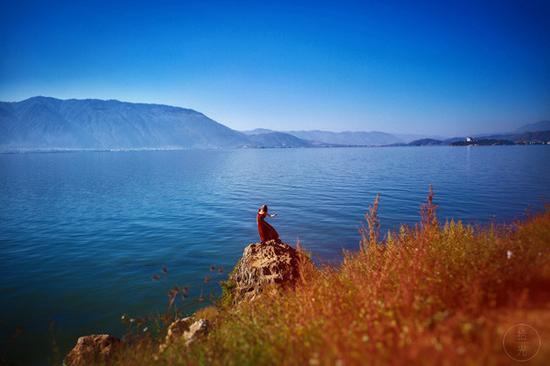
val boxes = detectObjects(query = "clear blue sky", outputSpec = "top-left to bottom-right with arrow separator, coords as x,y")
1,0 -> 548,136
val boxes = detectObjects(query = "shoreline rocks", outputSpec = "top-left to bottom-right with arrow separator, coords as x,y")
65,240 -> 307,362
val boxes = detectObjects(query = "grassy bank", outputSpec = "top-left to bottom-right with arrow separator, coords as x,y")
116,190 -> 550,365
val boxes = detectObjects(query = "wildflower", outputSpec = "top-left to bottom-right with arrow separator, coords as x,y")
506,250 -> 513,259
143,327 -> 149,332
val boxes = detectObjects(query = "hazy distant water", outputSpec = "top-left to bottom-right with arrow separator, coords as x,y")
1,146 -> 550,364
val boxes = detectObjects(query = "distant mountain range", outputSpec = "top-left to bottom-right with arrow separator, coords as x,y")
243,128 -> 444,146
0,97 -> 548,152
407,130 -> 550,146
514,120 -> 550,133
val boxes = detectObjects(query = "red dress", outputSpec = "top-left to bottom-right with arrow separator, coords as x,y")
257,211 -> 279,242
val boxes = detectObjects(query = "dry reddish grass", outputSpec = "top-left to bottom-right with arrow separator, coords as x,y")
116,190 -> 550,365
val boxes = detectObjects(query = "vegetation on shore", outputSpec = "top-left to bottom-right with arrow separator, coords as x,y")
112,189 -> 550,365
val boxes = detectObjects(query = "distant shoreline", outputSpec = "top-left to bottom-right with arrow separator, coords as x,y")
2,143 -> 549,154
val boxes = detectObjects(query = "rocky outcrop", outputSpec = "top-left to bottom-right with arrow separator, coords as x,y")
64,334 -> 122,366
226,239 -> 310,304
159,318 -> 209,352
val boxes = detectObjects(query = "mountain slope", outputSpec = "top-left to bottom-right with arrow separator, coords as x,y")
241,128 -> 277,135
515,120 -> 550,133
408,138 -> 444,146
245,131 -> 312,147
481,130 -> 550,143
285,130 -> 403,146
0,97 -> 250,151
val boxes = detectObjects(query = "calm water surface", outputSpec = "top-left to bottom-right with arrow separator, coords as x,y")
1,146 -> 550,364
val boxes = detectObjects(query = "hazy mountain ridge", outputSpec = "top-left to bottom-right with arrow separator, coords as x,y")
1,97 -> 548,151
284,130 -> 403,146
245,131 -> 313,148
407,138 -> 445,146
515,120 -> 550,133
0,97 -> 324,150
243,128 -> 425,146
0,96 -> 250,150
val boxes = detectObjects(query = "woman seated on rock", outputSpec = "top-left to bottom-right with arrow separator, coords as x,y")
257,204 -> 280,243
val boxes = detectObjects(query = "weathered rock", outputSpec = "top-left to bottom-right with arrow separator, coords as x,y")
159,317 -> 192,352
228,239 -> 309,303
159,318 -> 209,352
184,319 -> 209,346
64,334 -> 122,366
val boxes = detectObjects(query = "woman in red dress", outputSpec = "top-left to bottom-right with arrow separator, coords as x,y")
257,204 -> 280,243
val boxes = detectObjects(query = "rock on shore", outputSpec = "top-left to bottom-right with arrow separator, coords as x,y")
64,334 -> 122,366
159,317 -> 209,352
227,239 -> 310,303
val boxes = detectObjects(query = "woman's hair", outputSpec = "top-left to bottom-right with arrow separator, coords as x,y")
260,204 -> 268,212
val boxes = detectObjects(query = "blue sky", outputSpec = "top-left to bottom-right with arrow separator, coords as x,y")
0,0 -> 549,136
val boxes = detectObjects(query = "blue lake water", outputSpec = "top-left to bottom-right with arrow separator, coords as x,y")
1,146 -> 550,364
